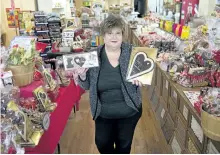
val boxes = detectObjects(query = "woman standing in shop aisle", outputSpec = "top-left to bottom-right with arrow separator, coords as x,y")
77,14 -> 143,154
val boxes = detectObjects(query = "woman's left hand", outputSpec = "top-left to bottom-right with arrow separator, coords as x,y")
132,80 -> 143,87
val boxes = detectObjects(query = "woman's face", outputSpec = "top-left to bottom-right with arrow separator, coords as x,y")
103,27 -> 123,49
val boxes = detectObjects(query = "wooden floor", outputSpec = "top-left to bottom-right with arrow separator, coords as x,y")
59,87 -> 171,154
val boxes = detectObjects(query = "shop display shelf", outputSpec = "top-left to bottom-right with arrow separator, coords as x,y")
35,15 -> 47,17
188,112 -> 204,152
179,97 -> 190,127
36,30 -> 49,33
204,138 -> 220,154
156,64 -> 163,96
35,23 -> 48,25
186,131 -> 201,154
168,97 -> 178,123
169,131 -> 185,154
175,112 -> 188,148
38,39 -> 51,41
155,96 -> 168,127
161,113 -> 175,143
162,72 -> 170,105
150,88 -> 160,112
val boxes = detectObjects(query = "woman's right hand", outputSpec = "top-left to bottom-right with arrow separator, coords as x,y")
74,68 -> 89,81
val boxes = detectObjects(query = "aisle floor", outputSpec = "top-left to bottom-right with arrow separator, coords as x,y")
59,87 -> 170,154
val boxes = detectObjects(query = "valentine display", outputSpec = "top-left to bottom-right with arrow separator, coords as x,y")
0,32 -> 74,154
62,51 -> 99,70
126,47 -> 157,85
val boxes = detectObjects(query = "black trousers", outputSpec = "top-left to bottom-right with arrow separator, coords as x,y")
95,109 -> 142,154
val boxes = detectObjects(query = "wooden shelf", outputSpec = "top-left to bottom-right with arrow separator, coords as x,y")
126,22 -> 220,154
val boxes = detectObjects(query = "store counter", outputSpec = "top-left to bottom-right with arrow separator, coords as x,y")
25,80 -> 84,154
122,17 -> 220,154
145,63 -> 220,154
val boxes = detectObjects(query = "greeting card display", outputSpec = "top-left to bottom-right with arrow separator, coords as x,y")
126,47 -> 157,85
62,51 -> 99,70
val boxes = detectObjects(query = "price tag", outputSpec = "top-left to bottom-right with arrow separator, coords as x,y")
183,105 -> 188,120
165,80 -> 169,90
161,109 -> 166,119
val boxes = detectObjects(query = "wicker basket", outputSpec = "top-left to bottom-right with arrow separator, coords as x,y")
201,108 -> 220,142
6,63 -> 34,87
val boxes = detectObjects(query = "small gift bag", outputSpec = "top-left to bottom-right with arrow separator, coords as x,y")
175,24 -> 183,37
165,21 -> 173,32
181,26 -> 190,40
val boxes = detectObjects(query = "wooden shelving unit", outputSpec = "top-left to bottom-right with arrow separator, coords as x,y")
126,25 -> 220,154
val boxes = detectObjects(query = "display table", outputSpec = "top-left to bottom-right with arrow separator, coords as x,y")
24,80 -> 84,154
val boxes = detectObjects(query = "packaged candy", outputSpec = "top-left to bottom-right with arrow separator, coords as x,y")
33,86 -> 57,112
40,65 -> 58,91
165,21 -> 173,32
181,26 -> 190,40
200,87 -> 220,117
172,23 -> 178,33
176,24 -> 183,37
19,97 -> 37,110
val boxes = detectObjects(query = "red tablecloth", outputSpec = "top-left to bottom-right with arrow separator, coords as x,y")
20,81 -> 44,98
25,80 -> 84,154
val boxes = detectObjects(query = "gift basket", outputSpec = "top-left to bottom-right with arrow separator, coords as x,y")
198,88 -> 220,141
6,38 -> 37,87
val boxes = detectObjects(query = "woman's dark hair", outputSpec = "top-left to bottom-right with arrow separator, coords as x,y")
100,14 -> 124,36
